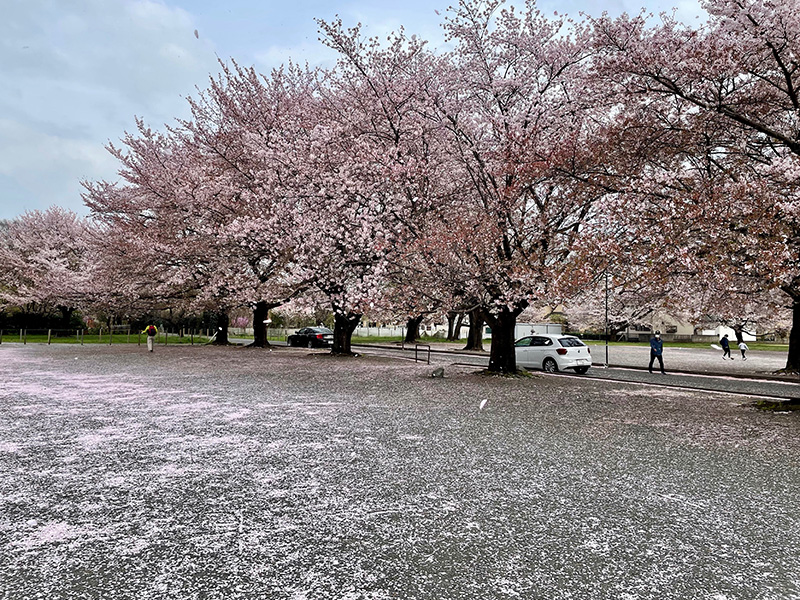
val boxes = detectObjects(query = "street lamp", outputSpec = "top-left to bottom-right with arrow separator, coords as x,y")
604,269 -> 609,368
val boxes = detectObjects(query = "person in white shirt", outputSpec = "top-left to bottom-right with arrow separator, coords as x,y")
738,341 -> 749,361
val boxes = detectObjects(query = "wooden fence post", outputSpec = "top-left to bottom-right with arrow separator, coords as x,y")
47,329 -> 52,345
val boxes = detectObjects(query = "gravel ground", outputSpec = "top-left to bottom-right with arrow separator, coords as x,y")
1,344 -> 799,600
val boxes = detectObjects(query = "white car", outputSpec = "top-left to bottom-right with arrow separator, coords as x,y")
515,334 -> 592,374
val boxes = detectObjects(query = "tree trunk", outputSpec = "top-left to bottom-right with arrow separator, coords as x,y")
447,312 -> 457,341
332,312 -> 361,355
250,301 -> 276,348
453,313 -> 464,341
732,323 -> 745,345
404,315 -> 424,344
446,311 -> 465,341
212,311 -> 230,345
484,305 -> 525,374
463,309 -> 485,351
58,306 -> 74,330
786,296 -> 800,372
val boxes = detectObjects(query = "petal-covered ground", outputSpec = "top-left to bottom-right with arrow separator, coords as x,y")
1,344 -> 799,599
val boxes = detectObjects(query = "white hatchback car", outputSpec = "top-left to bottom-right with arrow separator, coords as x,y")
515,334 -> 592,374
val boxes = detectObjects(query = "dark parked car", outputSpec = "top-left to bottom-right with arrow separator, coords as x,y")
287,327 -> 334,348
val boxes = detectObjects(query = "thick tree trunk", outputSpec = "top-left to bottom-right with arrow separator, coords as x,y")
786,297 -> 800,372
332,312 -> 361,355
212,311 -> 230,345
463,309 -> 485,351
250,301 -> 276,348
732,324 -> 744,345
58,306 -> 74,330
484,307 -> 521,374
404,315 -> 424,344
447,312 -> 457,341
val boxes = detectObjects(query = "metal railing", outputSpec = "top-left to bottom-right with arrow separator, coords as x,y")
0,328 -> 212,345
415,343 -> 431,364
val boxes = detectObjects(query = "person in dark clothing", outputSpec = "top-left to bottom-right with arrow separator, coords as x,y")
720,334 -> 733,360
649,331 -> 665,374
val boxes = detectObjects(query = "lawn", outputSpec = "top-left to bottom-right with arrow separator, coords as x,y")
585,339 -> 790,352
0,330 -> 212,345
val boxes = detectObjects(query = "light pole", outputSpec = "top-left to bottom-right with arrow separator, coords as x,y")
604,269 -> 609,368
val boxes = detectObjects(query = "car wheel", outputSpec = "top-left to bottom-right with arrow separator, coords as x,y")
542,357 -> 559,373
574,366 -> 589,374
307,340 -> 314,349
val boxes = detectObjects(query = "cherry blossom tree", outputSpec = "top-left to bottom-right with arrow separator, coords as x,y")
0,207 -> 95,329
292,20 -> 453,354
85,63 -> 316,346
418,0 -> 609,372
83,125 -> 241,342
591,0 -> 800,369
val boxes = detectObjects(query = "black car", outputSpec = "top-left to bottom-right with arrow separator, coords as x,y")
287,327 -> 334,348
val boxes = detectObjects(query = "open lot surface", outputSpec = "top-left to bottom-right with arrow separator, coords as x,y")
1,344 -> 799,599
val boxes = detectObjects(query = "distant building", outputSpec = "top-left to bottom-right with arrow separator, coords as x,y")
698,325 -> 756,342
484,322 -> 563,339
624,312 -> 756,342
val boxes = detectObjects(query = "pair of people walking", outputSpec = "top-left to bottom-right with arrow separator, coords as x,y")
720,334 -> 748,360
648,332 -> 751,373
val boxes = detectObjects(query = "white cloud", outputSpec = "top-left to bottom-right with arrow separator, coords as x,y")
0,0 -> 222,219
254,40 -> 339,72
0,119 -> 120,216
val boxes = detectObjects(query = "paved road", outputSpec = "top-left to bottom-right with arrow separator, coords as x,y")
353,342 -> 800,402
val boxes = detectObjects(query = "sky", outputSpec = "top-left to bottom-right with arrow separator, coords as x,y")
0,0 -> 706,221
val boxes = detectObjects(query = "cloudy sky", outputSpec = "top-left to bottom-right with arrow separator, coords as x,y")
0,0 -> 705,221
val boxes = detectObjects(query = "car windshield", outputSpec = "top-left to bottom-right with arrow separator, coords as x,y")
311,327 -> 333,334
558,337 -> 585,347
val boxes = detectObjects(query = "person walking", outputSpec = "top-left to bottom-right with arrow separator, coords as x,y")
720,334 -> 733,360
142,324 -> 158,352
649,331 -> 666,374
738,340 -> 749,361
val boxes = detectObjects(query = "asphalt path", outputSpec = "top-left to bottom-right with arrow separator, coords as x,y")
350,341 -> 800,402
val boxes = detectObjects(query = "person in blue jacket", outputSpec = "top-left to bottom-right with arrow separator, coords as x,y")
720,334 -> 733,360
649,331 -> 665,374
